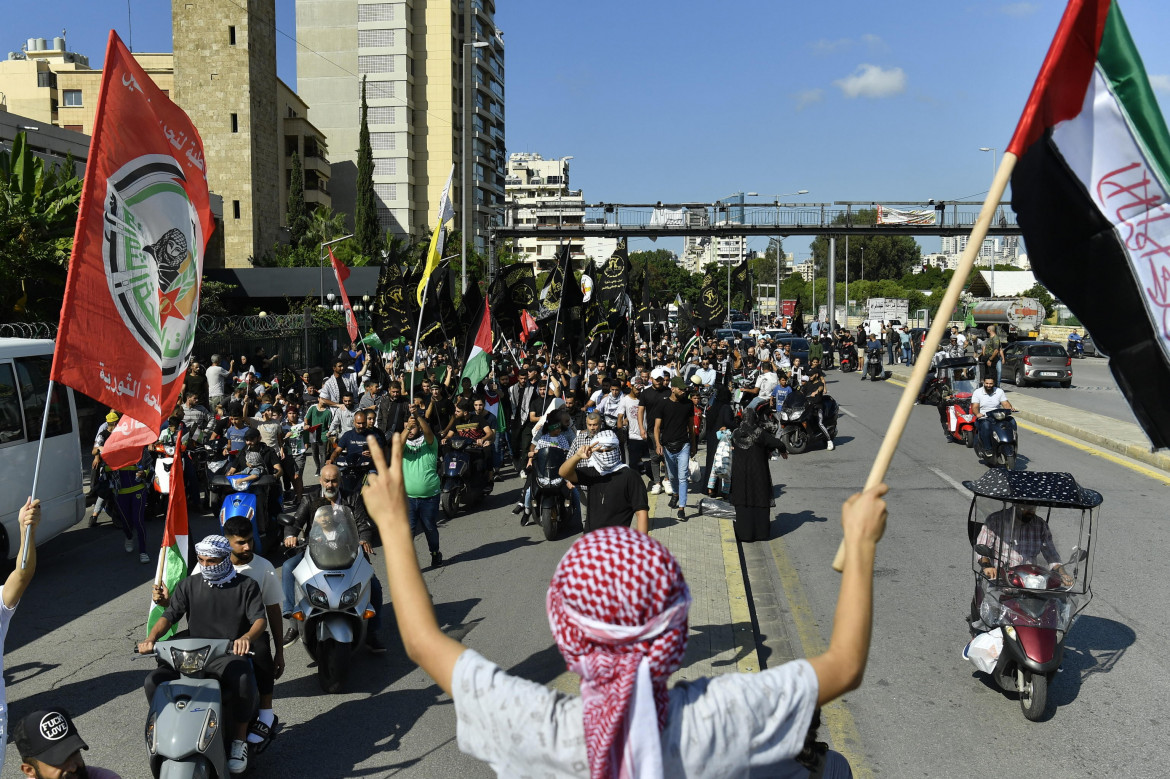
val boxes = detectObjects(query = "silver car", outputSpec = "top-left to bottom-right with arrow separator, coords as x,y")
1002,341 -> 1072,388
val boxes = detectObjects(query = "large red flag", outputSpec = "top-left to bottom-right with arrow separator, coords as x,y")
52,31 -> 213,435
329,247 -> 360,343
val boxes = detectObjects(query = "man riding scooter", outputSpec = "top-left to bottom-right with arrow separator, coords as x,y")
970,375 -> 1015,454
280,463 -> 386,653
225,429 -> 283,532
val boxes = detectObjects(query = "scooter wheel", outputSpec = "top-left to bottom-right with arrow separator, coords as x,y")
1019,670 -> 1048,721
962,430 -> 974,448
540,505 -> 558,542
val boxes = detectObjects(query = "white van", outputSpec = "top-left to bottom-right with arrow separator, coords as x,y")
864,319 -> 903,337
0,339 -> 85,560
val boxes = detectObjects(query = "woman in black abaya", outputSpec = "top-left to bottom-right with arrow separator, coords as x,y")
729,406 -> 786,542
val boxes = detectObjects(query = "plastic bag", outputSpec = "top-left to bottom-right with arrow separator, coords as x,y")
963,628 -> 1003,674
698,497 -> 736,519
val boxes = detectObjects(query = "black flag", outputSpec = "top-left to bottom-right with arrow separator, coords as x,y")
372,261 -> 415,344
595,242 -> 630,304
696,272 -> 726,330
732,258 -> 753,313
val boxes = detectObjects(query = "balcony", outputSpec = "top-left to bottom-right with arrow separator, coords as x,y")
301,153 -> 331,177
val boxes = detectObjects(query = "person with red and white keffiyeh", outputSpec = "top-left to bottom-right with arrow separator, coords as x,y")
361,432 -> 889,778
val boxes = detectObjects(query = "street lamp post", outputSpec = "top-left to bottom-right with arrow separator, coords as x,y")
747,191 -> 809,323
980,147 -> 997,296
462,39 -> 490,297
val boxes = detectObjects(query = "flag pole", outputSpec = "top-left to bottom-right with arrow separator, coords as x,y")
409,281 -> 428,399
831,152 -> 1018,571
23,379 -> 56,570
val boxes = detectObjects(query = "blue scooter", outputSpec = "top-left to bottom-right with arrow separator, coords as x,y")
211,472 -> 279,552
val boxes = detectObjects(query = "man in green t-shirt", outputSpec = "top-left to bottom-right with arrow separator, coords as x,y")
304,396 -> 333,473
981,325 -> 1005,385
402,409 -> 443,568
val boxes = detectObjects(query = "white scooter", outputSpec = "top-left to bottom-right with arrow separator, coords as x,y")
286,504 -> 376,692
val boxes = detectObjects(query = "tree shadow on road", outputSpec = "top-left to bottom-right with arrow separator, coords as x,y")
441,536 -> 541,567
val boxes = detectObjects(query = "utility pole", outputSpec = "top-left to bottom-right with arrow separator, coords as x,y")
828,236 -> 836,331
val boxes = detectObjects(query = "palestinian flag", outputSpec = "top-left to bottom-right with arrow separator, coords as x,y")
147,434 -> 189,639
679,327 -> 701,364
1008,0 -> 1170,449
461,296 -> 492,388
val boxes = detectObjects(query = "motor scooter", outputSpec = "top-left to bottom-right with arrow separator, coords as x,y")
973,408 -> 1018,471
284,505 -> 376,693
838,345 -> 856,373
440,437 -> 494,519
140,638 -> 263,777
861,345 -> 885,381
212,473 -> 278,553
961,469 -> 1101,721
1066,333 -> 1084,358
528,445 -> 571,541
776,391 -> 838,454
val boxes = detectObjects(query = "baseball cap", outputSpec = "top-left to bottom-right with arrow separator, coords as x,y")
105,411 -> 120,425
14,709 -> 88,765
670,376 -> 685,389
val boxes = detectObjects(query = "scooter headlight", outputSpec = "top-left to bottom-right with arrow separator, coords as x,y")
306,584 -> 330,609
145,710 -> 159,754
196,708 -> 219,752
340,583 -> 362,608
171,645 -> 211,674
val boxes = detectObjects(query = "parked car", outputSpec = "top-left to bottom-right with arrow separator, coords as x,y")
1002,340 -> 1073,388
763,329 -> 790,341
730,321 -> 753,334
713,328 -> 737,343
728,310 -> 749,323
774,336 -> 811,367
1082,331 -> 1104,357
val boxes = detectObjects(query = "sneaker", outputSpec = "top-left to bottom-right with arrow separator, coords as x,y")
677,508 -> 686,520
139,552 -> 151,564
662,480 -> 674,495
827,440 -> 835,451
431,551 -> 444,568
88,513 -> 99,528
511,503 -> 524,515
124,538 -> 133,553
228,740 -> 249,774
282,624 -> 300,648
668,496 -> 678,509
365,631 -> 387,654
650,483 -> 662,495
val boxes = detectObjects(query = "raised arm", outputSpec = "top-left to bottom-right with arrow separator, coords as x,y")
2,499 -> 40,608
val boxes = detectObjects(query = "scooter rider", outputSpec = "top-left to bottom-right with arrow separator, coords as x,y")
140,535 -> 268,775
329,410 -> 387,495
280,464 -> 386,653
226,428 -> 283,527
440,400 -> 495,480
970,376 -> 1014,454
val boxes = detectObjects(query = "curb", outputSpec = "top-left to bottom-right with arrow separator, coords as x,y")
718,518 -> 760,674
886,366 -> 1170,474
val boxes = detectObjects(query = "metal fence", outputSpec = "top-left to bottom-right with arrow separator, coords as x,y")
194,314 -> 353,373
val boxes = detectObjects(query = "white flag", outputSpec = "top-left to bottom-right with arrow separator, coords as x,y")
438,164 -> 455,225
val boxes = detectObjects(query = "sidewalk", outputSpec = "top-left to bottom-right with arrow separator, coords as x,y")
887,364 -> 1170,473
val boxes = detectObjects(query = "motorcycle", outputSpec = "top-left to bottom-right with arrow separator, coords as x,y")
838,344 -> 857,373
212,472 -> 279,553
140,638 -> 262,777
528,445 -> 572,541
922,356 -> 980,446
284,504 -> 376,693
961,469 -> 1101,721
440,437 -> 494,519
1066,334 -> 1084,359
776,390 -> 838,454
973,408 -> 1018,471
861,345 -> 885,381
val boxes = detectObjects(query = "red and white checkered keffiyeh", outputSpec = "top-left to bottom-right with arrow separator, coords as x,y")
547,526 -> 690,779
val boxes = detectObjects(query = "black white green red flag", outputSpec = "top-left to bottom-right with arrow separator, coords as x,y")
460,296 -> 492,388
1009,0 -> 1170,449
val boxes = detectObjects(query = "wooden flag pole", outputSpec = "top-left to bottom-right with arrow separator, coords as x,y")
831,152 -> 1018,572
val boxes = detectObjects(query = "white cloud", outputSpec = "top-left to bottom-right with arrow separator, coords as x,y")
861,33 -> 888,52
793,88 -> 824,111
809,37 -> 852,55
833,64 -> 907,98
1149,74 -> 1170,94
1000,2 -> 1040,17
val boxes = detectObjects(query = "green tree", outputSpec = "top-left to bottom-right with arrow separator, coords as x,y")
354,76 -> 381,261
630,250 -> 699,303
287,151 -> 310,248
810,209 -> 921,282
0,132 -> 83,319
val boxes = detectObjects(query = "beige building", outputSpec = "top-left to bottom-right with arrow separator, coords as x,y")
296,0 -> 505,250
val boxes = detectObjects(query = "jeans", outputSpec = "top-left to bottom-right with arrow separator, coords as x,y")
901,345 -> 912,364
648,446 -> 664,484
408,494 -> 441,554
976,417 -> 993,451
887,342 -> 896,364
663,443 -> 690,508
282,550 -> 384,631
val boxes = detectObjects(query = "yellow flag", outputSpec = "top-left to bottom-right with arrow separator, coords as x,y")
417,219 -> 445,306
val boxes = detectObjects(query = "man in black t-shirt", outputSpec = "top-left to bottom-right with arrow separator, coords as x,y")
655,377 -> 697,520
560,430 -> 649,533
637,372 -> 670,492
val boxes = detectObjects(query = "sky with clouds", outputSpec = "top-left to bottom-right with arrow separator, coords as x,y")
9,0 -> 1170,258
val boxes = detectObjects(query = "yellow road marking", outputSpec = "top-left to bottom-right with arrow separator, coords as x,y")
719,519 -> 759,673
771,535 -> 873,778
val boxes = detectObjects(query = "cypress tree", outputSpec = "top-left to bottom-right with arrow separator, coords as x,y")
354,76 -> 381,260
287,151 -> 310,247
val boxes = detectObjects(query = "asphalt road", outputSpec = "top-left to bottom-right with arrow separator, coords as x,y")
769,368 -> 1169,778
3,371 -> 1167,778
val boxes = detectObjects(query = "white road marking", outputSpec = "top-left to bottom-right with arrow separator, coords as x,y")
839,407 -> 857,418
929,466 -> 970,497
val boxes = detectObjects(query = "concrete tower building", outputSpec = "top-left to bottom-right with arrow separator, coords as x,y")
173,0 -> 281,267
296,0 -> 505,249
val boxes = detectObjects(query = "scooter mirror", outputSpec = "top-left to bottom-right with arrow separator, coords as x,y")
974,544 -> 994,558
276,513 -> 295,527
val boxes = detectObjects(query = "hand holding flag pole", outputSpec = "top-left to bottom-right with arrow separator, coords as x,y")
831,153 -> 1017,571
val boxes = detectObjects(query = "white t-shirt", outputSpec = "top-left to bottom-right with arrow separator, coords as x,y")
756,371 -> 780,398
452,648 -> 818,779
971,386 -> 1008,417
0,601 -> 16,772
206,365 -> 230,397
954,332 -> 968,351
193,555 -> 281,607
619,395 -> 643,440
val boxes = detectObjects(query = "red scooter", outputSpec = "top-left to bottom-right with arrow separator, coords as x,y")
962,469 -> 1100,721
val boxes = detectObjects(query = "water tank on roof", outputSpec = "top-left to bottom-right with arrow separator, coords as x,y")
36,38 -> 48,52
27,39 -> 38,52
53,37 -> 65,51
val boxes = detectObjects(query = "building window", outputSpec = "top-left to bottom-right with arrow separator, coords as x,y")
370,132 -> 398,150
63,124 -> 83,132
357,3 -> 395,22
231,113 -> 238,133
373,158 -> 397,176
358,29 -> 394,48
374,183 -> 397,202
358,55 -> 394,74
229,25 -> 236,45
366,81 -> 395,100
366,106 -> 395,125
62,89 -> 82,107
232,200 -> 241,219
